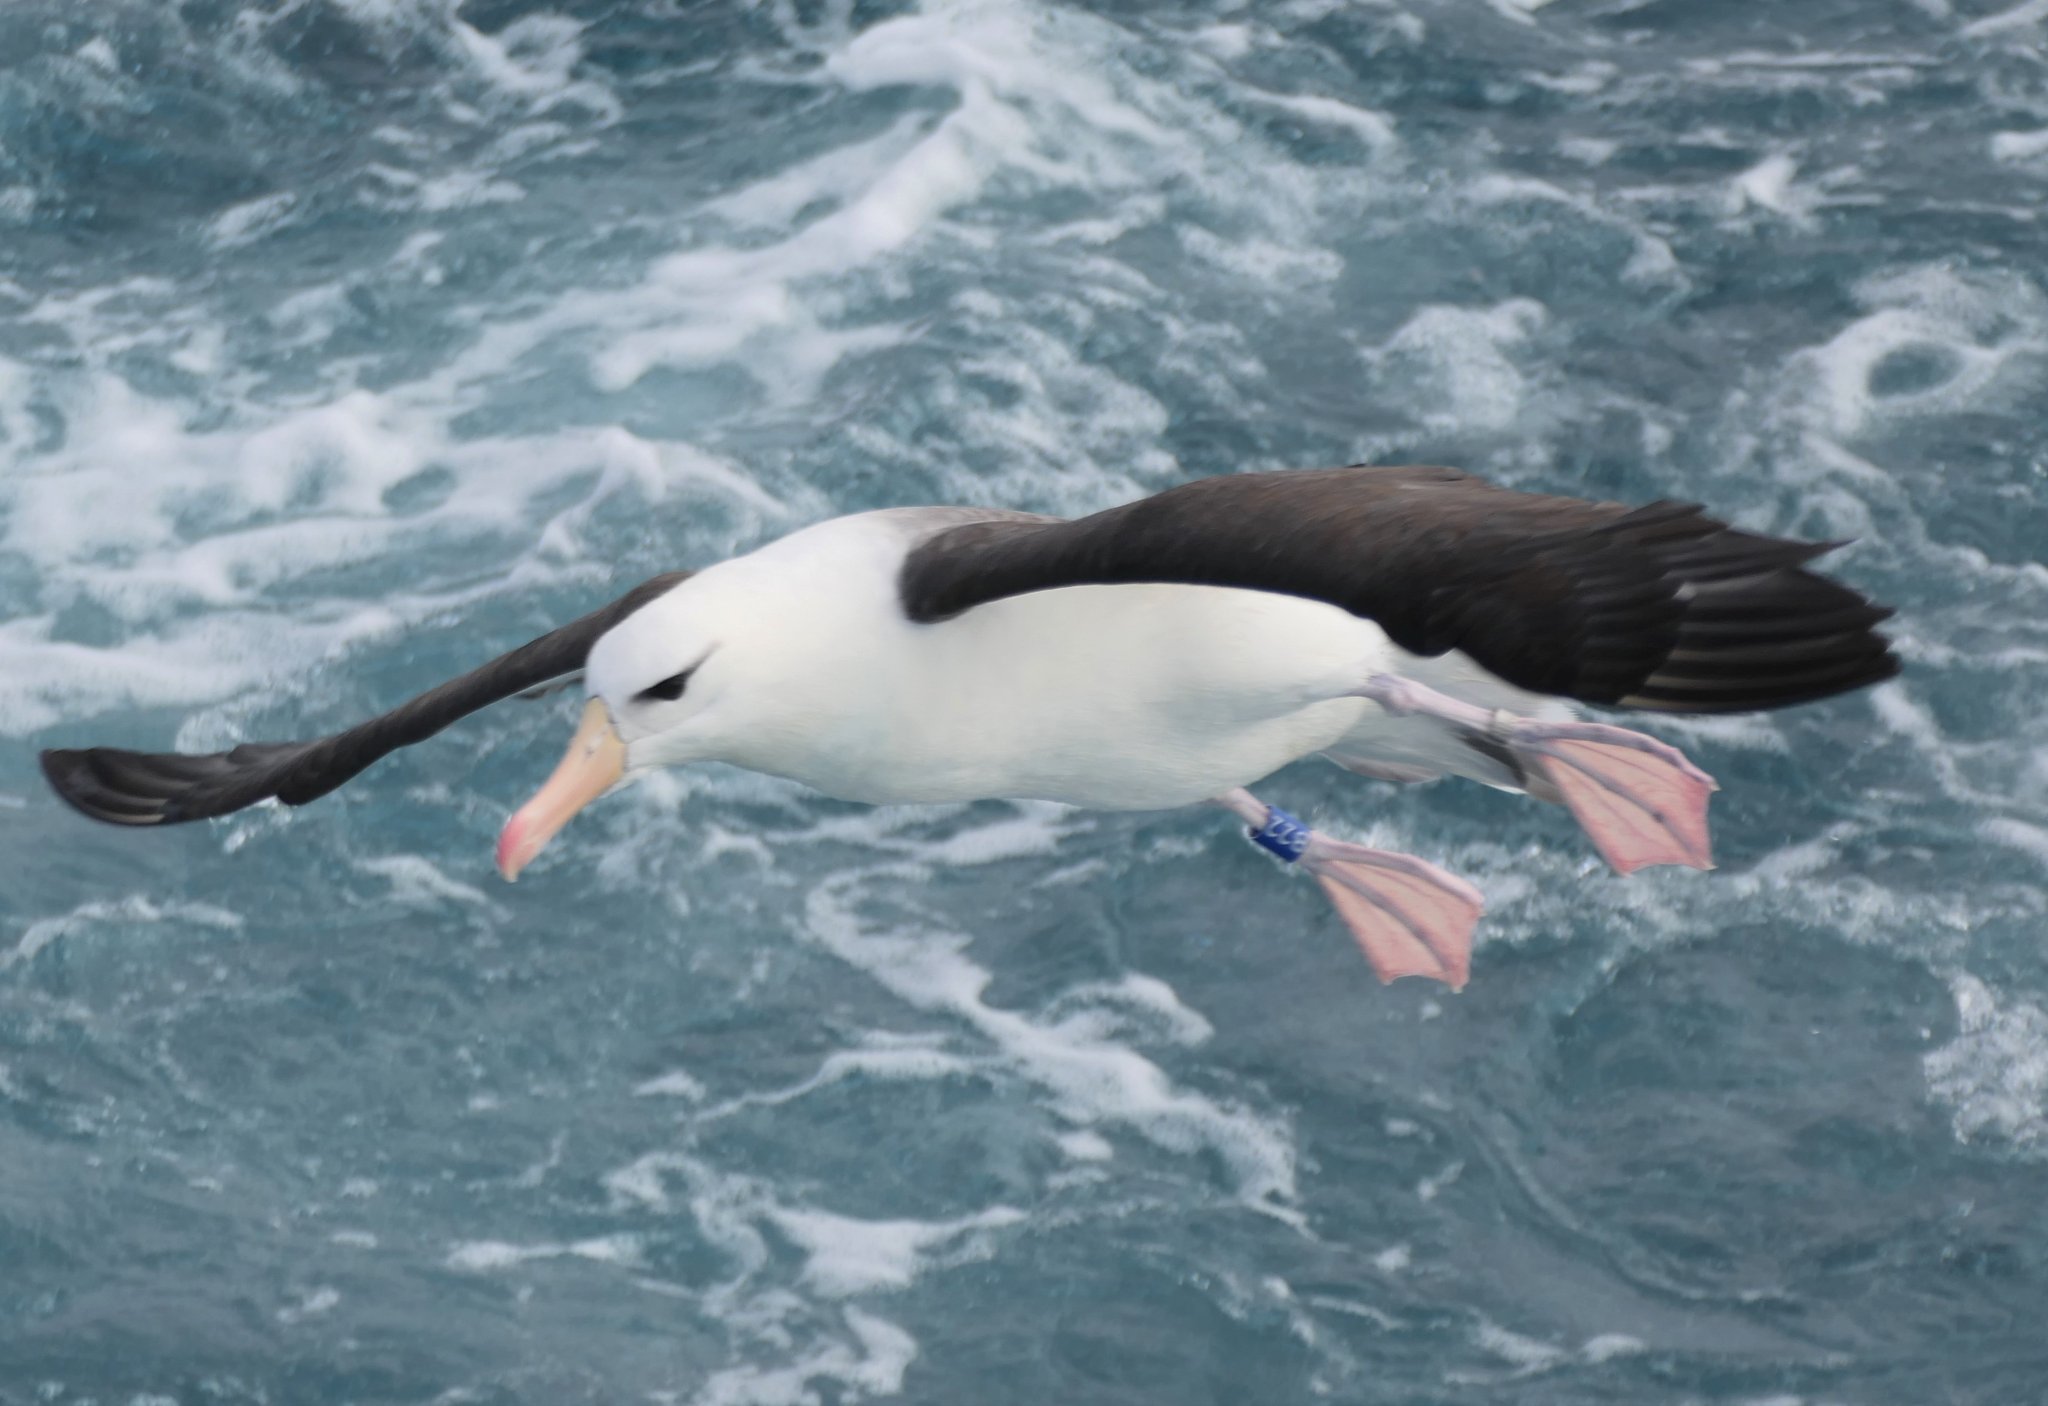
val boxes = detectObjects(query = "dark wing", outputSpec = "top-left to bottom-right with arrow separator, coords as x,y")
899,465 -> 1898,713
39,572 -> 692,826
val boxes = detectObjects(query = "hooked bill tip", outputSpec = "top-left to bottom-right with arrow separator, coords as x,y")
496,811 -> 543,882
492,697 -> 627,882
494,822 -> 522,882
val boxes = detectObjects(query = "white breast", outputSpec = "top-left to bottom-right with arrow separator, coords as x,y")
684,514 -> 1399,809
891,582 -> 1386,808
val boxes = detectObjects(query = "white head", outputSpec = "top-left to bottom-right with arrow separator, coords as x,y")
493,577 -> 741,880
588,586 -> 735,766
489,514 -> 916,878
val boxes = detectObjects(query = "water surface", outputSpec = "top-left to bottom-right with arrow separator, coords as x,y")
3,1 -> 2047,1401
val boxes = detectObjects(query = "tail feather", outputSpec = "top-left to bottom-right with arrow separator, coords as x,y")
1620,554 -> 1900,712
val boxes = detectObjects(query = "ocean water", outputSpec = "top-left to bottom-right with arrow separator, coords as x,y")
3,0 -> 2046,1401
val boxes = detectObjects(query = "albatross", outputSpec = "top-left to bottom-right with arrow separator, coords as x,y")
39,465 -> 1899,990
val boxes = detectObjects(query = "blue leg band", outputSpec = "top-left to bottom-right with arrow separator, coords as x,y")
1248,805 -> 1311,864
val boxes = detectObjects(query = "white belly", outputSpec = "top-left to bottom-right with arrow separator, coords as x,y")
751,583 -> 1393,810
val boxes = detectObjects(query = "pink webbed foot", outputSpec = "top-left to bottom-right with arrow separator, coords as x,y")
1217,791 -> 1482,990
1304,833 -> 1483,990
1353,674 -> 1720,878
1507,720 -> 1718,876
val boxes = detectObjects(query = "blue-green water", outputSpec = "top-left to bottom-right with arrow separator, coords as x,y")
4,1 -> 2046,1401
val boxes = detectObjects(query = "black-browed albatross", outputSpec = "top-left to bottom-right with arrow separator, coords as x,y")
39,465 -> 1899,990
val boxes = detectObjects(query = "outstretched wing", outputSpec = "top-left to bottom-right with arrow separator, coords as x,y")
40,572 -> 692,826
899,465 -> 1898,712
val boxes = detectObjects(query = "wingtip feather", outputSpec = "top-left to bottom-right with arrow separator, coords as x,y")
40,747 -> 173,826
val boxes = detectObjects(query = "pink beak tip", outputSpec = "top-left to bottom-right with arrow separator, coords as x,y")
494,817 -> 528,882
492,698 -> 626,885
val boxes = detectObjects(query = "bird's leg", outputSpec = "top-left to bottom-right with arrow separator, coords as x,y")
1213,788 -> 1482,990
1352,674 -> 1719,876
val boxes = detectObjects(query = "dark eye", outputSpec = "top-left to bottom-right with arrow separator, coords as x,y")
636,670 -> 692,703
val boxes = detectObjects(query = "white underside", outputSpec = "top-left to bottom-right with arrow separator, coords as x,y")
785,582 -> 1388,809
598,509 -> 1568,812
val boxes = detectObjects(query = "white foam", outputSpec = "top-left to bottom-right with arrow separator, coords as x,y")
1471,1318 -> 1567,1371
1779,264 -> 2048,441
1983,818 -> 2048,870
0,371 -> 786,736
593,1151 -> 939,1404
918,804 -> 1080,866
1370,300 -> 1548,433
758,802 -> 1083,869
450,14 -> 596,106
0,4 -> 717,744
1193,23 -> 1257,60
363,165 -> 526,213
357,855 -> 493,908
1241,90 -> 1397,152
815,1045 -> 977,1083
1867,683 -> 1987,807
1463,174 -> 1679,284
1924,974 -> 2048,1155
768,1205 -> 1026,1297
1557,136 -> 1618,165
1961,0 -> 2048,37
804,868 -> 1299,1215
276,1287 -> 341,1324
602,1152 -> 688,1216
446,1233 -> 643,1272
1485,0 -> 1561,23
447,5 -> 1168,409
1582,1333 -> 1645,1362
693,1308 -> 916,1406
330,1 -> 618,121
1528,61 -> 1617,97
635,1069 -> 708,1101
600,1151 -> 781,1305
410,0 -> 1351,473
1045,974 -> 1215,1047
1726,154 -> 1818,226
681,1037 -> 981,1125
706,113 -> 936,231
1990,129 -> 2048,161
5,896 -> 242,970
1056,1129 -> 1114,1161
209,192 -> 300,248
329,0 -> 426,25
827,8 -> 1170,147
1648,711 -> 1790,753
1180,226 -> 1345,285
1416,1160 -> 1463,1202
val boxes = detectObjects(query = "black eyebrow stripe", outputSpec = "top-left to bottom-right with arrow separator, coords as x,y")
631,644 -> 719,704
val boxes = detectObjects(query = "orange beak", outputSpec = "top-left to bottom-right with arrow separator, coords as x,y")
495,698 -> 627,881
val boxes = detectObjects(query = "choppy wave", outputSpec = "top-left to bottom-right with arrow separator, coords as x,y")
4,0 -> 2048,1401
